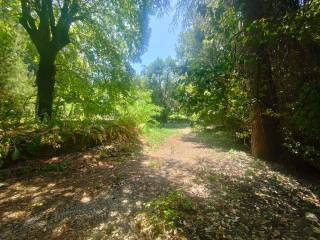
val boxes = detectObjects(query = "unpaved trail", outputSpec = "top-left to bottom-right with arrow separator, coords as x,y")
141,128 -> 233,198
1,128 -> 320,239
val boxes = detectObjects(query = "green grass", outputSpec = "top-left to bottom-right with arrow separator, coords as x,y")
142,124 -> 183,149
195,129 -> 248,152
149,159 -> 162,169
144,191 -> 197,226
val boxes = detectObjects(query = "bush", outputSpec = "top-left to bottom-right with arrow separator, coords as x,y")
0,119 -> 139,168
282,82 -> 320,168
116,88 -> 162,126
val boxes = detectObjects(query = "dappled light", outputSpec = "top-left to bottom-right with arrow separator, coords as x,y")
1,0 -> 320,239
2,126 -> 319,239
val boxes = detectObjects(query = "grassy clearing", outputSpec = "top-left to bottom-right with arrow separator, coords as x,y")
142,123 -> 187,149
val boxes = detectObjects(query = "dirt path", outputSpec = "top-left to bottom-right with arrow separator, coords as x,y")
1,128 -> 320,239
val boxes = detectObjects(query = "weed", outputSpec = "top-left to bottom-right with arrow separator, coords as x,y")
134,191 -> 198,239
195,129 -> 247,152
26,135 -> 42,154
40,162 -> 68,172
114,172 -> 126,184
1,120 -> 139,167
111,157 -> 127,165
149,160 -> 161,169
144,191 -> 196,226
99,149 -> 109,159
93,180 -> 104,189
229,148 -> 236,154
16,166 -> 33,177
208,174 -> 221,183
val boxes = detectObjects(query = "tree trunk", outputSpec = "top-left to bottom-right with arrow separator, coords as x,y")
239,0 -> 281,160
36,54 -> 56,120
251,102 -> 279,160
250,46 -> 280,160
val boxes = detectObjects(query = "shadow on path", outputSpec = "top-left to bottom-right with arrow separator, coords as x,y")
0,128 -> 319,239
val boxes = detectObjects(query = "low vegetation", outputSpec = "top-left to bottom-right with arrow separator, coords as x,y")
135,191 -> 197,239
0,120 -> 139,167
142,124 -> 183,149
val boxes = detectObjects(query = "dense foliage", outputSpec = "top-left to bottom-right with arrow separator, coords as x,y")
142,57 -> 180,122
173,0 -> 320,166
0,0 -> 167,166
0,6 -> 35,126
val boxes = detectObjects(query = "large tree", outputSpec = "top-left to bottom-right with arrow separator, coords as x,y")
19,0 -> 168,120
239,0 -> 281,160
19,0 -> 80,119
176,0 -> 320,162
239,0 -> 314,159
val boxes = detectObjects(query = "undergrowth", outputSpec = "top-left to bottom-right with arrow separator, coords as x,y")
134,191 -> 196,240
0,119 -> 138,168
134,191 -> 214,239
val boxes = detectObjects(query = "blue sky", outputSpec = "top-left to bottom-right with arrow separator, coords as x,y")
133,8 -> 182,73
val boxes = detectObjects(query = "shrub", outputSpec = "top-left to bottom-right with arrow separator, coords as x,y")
116,88 -> 162,126
0,119 -> 139,168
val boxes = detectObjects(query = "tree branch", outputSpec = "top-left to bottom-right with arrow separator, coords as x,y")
51,0 -> 80,52
48,0 -> 56,32
20,0 -> 37,34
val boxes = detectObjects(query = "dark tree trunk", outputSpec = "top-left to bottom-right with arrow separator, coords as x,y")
240,0 -> 281,160
36,54 -> 56,120
250,46 -> 280,160
251,102 -> 279,160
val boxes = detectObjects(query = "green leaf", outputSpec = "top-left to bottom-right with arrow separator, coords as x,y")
11,147 -> 20,161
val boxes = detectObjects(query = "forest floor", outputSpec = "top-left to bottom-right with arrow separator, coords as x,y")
1,127 -> 320,239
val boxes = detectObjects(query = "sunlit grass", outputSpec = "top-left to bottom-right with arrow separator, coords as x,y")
142,123 -> 185,149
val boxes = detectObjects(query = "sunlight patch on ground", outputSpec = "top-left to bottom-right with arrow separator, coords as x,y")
4,210 -> 27,219
81,192 -> 92,203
